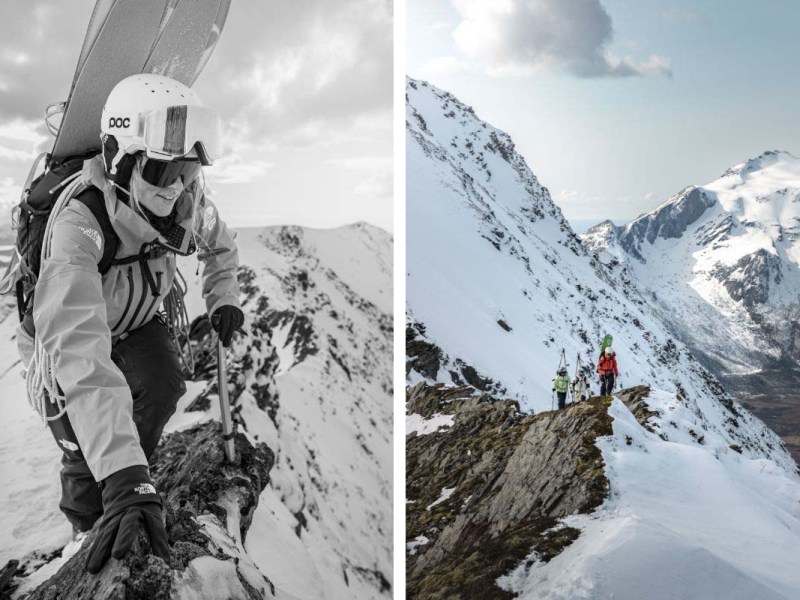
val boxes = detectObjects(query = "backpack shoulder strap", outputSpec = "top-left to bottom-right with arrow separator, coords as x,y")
72,188 -> 119,275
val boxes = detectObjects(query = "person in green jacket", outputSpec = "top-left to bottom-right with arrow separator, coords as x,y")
552,367 -> 570,410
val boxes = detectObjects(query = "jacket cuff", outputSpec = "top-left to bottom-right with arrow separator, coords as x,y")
101,464 -> 161,515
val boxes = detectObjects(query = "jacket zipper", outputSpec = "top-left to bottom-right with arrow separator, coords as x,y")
125,265 -> 151,331
110,267 -> 135,333
141,271 -> 163,324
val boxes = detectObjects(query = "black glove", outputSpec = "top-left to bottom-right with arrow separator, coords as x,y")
86,465 -> 169,574
211,305 -> 244,347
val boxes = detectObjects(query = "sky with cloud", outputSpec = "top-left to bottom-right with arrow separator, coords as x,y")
408,0 -> 800,230
0,0 -> 393,234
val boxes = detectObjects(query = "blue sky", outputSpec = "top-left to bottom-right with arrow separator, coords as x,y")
407,0 -> 800,230
0,1 -> 393,233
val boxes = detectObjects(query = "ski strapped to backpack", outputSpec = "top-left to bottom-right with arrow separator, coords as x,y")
4,154 -> 195,422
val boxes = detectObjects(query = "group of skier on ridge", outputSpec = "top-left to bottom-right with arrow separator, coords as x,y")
551,346 -> 619,410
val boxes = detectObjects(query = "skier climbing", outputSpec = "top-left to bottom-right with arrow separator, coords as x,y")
571,372 -> 590,402
552,367 -> 570,410
597,347 -> 618,396
16,74 -> 244,573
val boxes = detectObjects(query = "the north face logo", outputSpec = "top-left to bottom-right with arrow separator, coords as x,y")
134,483 -> 156,495
78,226 -> 102,250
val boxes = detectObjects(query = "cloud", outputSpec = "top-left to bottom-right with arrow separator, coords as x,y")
205,155 -> 275,185
0,1 -> 392,151
450,0 -> 672,78
0,2 -> 95,122
325,156 -> 392,171
354,172 -> 393,201
0,144 -> 36,162
196,0 -> 393,149
418,56 -> 470,79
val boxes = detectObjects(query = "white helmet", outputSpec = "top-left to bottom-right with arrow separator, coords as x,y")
101,74 -> 221,178
605,347 -> 614,355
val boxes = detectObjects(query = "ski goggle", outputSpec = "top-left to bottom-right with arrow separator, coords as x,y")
142,105 -> 221,165
139,155 -> 202,188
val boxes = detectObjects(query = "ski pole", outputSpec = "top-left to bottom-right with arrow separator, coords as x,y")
217,338 -> 235,462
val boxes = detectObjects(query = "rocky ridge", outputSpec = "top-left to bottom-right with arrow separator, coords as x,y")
0,223 -> 393,600
406,383 -> 664,599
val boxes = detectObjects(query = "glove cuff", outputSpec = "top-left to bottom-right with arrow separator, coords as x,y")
101,465 -> 161,516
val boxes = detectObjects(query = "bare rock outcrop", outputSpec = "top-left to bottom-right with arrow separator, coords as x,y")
407,383 -> 613,599
22,422 -> 274,600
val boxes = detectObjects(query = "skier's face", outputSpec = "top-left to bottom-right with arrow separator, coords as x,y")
131,159 -> 185,217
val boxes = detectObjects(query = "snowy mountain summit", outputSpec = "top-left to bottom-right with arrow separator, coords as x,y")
584,149 -> 800,374
406,78 -> 800,599
1,223 -> 392,600
583,150 -> 800,460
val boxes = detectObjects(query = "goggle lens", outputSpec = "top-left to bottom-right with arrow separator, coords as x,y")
143,105 -> 221,165
140,157 -> 202,187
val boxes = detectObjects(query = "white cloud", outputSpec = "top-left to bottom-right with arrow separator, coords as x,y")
354,172 -> 393,200
205,155 -> 275,185
418,56 -> 470,78
0,119 -> 48,144
0,144 -> 36,162
558,189 -> 580,202
196,0 -> 392,150
326,156 -> 393,171
0,176 -> 21,230
450,0 -> 672,78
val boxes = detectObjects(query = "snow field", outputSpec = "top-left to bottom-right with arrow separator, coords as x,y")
500,392 -> 800,600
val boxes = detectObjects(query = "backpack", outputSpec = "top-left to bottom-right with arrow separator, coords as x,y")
3,152 -> 120,333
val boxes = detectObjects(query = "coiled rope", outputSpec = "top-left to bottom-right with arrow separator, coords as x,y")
163,267 -> 194,374
26,172 -> 85,422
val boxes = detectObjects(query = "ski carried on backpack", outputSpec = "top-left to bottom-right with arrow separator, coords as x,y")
600,333 -> 613,355
51,0 -> 231,164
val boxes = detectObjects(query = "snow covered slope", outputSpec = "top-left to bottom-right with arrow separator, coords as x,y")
0,223 -> 392,599
405,78 -> 800,599
499,387 -> 800,600
584,150 -> 800,373
582,151 -> 800,460
407,77 -> 724,413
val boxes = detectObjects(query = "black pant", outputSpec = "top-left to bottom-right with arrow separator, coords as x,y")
600,373 -> 615,396
45,319 -> 186,531
556,391 -> 567,410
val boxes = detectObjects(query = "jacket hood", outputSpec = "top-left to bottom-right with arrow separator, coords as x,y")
81,155 -> 199,255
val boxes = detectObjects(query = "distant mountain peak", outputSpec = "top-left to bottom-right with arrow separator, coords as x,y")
721,149 -> 799,179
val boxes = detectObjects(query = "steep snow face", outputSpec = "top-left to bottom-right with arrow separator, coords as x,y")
584,150 -> 800,373
0,223 -> 392,599
182,224 -> 394,600
406,78 -> 727,415
405,78 -> 800,599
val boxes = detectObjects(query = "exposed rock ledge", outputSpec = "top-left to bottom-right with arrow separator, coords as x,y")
406,383 -> 653,599
16,422 -> 274,600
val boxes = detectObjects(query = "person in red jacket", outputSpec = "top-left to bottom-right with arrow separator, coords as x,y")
598,347 -> 618,395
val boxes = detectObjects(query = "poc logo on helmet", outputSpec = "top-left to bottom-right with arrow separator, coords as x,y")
108,117 -> 131,129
